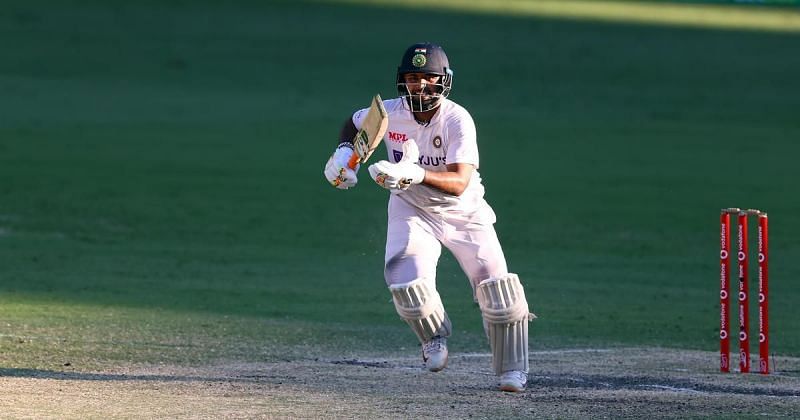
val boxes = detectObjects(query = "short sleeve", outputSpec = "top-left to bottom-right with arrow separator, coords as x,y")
445,108 -> 479,168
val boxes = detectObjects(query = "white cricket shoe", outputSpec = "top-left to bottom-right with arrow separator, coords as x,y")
422,336 -> 448,372
499,370 -> 527,392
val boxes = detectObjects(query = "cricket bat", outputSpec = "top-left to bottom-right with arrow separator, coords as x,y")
347,94 -> 388,169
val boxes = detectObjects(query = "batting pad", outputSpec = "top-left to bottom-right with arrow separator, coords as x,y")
476,274 -> 533,374
389,278 -> 450,344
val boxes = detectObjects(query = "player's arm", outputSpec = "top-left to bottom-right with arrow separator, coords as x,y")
339,118 -> 357,145
324,95 -> 389,189
368,142 -> 473,196
418,163 -> 473,196
414,111 -> 476,196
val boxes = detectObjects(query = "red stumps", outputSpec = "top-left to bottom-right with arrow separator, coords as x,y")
720,208 -> 769,375
758,214 -> 769,374
737,211 -> 750,373
719,211 -> 731,372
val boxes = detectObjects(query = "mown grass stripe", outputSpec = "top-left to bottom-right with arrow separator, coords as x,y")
324,0 -> 800,32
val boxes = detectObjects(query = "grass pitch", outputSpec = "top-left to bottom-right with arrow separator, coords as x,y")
1,0 -> 799,394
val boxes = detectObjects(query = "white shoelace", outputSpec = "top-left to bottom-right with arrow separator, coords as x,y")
502,371 -> 527,383
423,338 -> 446,355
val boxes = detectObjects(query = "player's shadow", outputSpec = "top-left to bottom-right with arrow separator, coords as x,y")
0,367 -> 244,383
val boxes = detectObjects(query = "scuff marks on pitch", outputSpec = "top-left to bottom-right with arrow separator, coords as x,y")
529,374 -> 800,397
329,359 -> 397,369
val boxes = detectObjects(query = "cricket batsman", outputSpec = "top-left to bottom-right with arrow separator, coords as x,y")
323,42 -> 534,392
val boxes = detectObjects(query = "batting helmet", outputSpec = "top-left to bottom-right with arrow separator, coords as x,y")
396,42 -> 453,112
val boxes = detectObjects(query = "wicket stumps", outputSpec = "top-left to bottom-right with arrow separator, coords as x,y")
719,208 -> 769,374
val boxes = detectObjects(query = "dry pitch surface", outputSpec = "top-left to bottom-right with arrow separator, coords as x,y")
1,348 -> 799,419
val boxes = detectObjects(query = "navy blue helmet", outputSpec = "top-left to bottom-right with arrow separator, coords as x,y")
396,43 -> 453,112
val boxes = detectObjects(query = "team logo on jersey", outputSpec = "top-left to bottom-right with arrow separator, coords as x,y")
432,136 -> 442,148
412,53 -> 426,68
393,149 -> 404,163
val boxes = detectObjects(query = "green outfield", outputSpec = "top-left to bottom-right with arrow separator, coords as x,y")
1,0 -> 799,375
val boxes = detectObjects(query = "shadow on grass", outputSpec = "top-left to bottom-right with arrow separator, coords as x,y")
0,367 -> 255,383
2,0 -> 799,358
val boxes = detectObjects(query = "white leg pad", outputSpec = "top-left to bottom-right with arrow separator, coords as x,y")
389,278 -> 450,344
476,274 -> 533,375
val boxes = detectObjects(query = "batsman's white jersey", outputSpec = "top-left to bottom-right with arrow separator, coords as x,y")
353,97 -> 508,291
355,98 -> 487,217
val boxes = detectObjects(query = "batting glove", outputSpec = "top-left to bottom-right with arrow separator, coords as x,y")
368,141 -> 424,190
324,142 -> 360,189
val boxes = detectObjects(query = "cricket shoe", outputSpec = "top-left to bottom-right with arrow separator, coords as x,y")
422,336 -> 448,372
499,370 -> 527,392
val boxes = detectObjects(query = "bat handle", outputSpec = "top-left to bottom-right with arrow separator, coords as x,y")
347,151 -> 360,170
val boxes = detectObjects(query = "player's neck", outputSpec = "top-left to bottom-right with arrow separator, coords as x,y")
413,108 -> 438,125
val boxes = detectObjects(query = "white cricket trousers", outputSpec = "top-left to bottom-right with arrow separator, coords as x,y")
383,194 -> 509,293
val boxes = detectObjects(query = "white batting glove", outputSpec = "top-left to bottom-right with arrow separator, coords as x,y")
368,141 -> 424,190
324,142 -> 360,189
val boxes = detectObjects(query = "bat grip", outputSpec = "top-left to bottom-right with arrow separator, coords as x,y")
347,151 -> 360,170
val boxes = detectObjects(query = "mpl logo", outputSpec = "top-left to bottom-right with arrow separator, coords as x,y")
388,132 -> 407,143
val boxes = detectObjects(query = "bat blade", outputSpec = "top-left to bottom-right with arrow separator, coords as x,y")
347,94 -> 388,169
